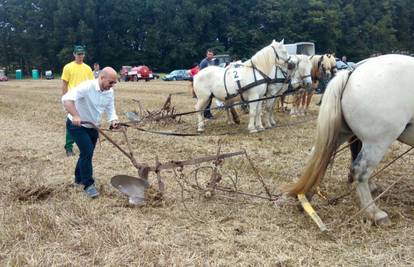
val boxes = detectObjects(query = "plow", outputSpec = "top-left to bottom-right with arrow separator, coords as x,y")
79,94 -> 329,231
93,122 -> 274,205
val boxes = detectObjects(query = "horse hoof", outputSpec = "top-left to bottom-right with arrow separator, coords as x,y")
256,127 -> 265,132
374,212 -> 391,226
197,128 -> 205,133
249,129 -> 259,133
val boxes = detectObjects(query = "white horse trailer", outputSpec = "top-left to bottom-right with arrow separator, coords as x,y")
284,42 -> 315,56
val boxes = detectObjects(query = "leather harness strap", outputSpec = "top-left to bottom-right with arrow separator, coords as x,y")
219,46 -> 291,101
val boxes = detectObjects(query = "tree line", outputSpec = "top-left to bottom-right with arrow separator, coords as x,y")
0,0 -> 413,75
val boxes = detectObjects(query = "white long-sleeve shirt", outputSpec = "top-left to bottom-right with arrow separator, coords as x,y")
62,79 -> 118,128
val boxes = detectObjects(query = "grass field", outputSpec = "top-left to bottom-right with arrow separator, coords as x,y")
0,79 -> 413,266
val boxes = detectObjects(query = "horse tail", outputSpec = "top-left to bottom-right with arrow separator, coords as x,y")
283,70 -> 351,196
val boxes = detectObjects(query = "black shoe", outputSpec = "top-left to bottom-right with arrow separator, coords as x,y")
204,115 -> 215,120
66,149 -> 75,157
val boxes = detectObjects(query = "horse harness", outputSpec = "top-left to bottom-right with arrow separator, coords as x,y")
221,46 -> 293,102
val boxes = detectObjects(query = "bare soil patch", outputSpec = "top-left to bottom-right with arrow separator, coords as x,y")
0,79 -> 413,266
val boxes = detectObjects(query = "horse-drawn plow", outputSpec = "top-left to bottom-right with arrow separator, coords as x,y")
82,93 -> 329,231
97,123 -> 275,205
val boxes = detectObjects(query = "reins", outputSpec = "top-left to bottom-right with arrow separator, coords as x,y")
140,90 -> 299,123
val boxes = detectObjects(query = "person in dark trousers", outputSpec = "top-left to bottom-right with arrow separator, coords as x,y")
62,67 -> 119,198
199,49 -> 218,119
61,45 -> 94,156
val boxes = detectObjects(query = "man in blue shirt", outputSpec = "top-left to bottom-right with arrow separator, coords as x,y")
199,49 -> 218,119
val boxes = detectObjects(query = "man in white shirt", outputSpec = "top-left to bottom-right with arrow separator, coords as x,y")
62,67 -> 119,198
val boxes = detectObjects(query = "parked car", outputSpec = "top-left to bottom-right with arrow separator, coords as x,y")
0,69 -> 8,81
120,65 -> 155,81
163,69 -> 191,81
214,54 -> 231,67
45,70 -> 54,80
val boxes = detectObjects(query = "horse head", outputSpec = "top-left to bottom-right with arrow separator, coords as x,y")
317,54 -> 334,80
290,55 -> 312,90
326,53 -> 337,76
249,39 -> 292,76
270,39 -> 294,68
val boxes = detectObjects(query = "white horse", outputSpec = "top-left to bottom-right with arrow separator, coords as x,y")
262,54 -> 312,128
193,39 -> 291,133
283,54 -> 414,224
290,53 -> 336,116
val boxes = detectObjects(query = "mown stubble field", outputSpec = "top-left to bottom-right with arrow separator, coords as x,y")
0,79 -> 413,266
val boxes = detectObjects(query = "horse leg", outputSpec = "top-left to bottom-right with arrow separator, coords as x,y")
348,136 -> 382,194
263,99 -> 276,128
230,107 -> 240,124
226,106 -> 240,125
248,99 -> 260,133
262,100 -> 271,128
269,98 -> 277,127
225,108 -> 233,125
299,92 -> 307,116
304,91 -> 314,115
279,96 -> 286,112
195,97 -> 210,132
276,97 -> 281,111
255,100 -> 265,131
352,142 -> 391,224
290,94 -> 299,116
348,136 -> 362,183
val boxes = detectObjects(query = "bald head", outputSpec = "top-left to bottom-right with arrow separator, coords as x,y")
98,67 -> 118,91
100,67 -> 117,79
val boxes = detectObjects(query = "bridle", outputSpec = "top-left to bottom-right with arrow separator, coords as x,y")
249,44 -> 294,83
289,56 -> 311,87
271,45 -> 293,69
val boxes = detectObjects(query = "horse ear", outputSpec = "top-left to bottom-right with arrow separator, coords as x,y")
280,39 -> 284,45
272,39 -> 276,44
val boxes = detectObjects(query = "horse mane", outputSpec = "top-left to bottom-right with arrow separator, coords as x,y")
244,44 -> 274,72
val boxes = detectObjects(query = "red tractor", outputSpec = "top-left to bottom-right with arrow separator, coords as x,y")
120,65 -> 154,82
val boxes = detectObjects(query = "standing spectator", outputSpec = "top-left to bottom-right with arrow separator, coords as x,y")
62,67 -> 119,198
93,62 -> 101,78
61,45 -> 94,156
199,49 -> 218,119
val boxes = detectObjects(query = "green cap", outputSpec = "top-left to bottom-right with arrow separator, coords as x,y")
73,45 -> 86,54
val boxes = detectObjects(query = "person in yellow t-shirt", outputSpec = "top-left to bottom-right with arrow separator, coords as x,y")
61,45 -> 94,156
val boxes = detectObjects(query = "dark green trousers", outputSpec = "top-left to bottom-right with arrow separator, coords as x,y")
65,127 -> 75,150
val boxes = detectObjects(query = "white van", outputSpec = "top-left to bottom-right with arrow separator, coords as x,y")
284,42 -> 315,56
